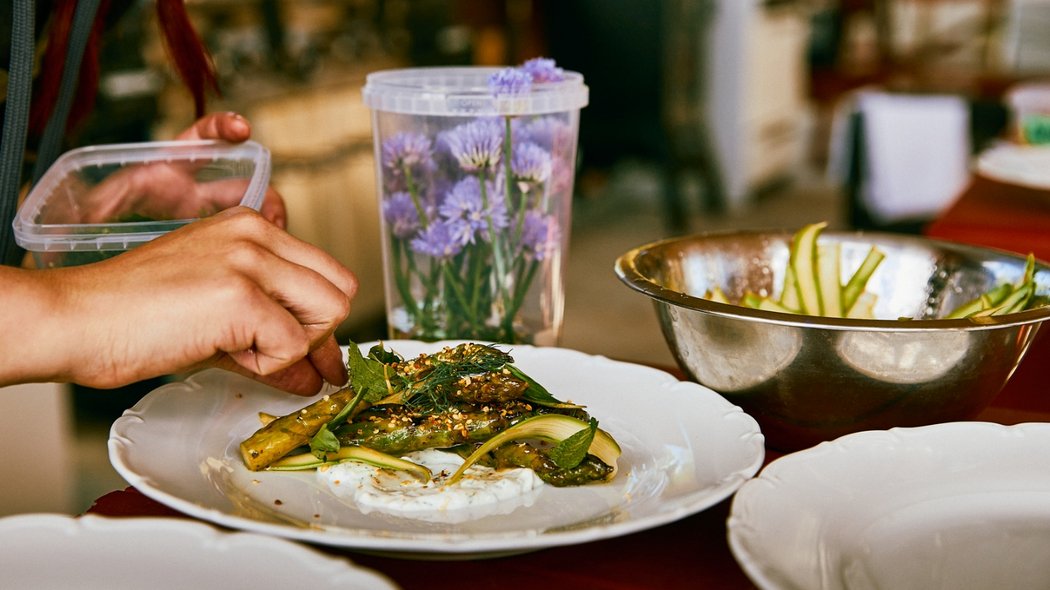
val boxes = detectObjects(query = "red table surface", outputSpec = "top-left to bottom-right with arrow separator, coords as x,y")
926,174 -> 1050,414
87,402 -> 1050,590
84,175 -> 1050,589
89,487 -> 755,590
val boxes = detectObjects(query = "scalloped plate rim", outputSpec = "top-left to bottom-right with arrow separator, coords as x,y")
110,341 -> 765,556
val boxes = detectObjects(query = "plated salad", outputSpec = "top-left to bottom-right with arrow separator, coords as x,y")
239,342 -> 620,518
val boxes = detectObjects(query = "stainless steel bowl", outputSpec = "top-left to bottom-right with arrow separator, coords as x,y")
615,230 -> 1050,451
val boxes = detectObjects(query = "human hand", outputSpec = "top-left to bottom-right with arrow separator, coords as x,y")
175,112 -> 287,228
72,112 -> 287,229
42,208 -> 356,395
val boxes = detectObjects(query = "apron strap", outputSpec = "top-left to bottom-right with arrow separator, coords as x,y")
1,0 -> 102,266
0,0 -> 36,267
32,0 -> 102,184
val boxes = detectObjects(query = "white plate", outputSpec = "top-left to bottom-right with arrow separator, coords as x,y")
975,144 -> 1050,190
109,341 -> 764,557
728,422 -> 1050,590
0,514 -> 396,589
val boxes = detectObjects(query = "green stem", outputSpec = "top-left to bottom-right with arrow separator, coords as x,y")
467,243 -> 486,323
418,257 -> 441,337
503,259 -> 540,341
440,261 -> 476,331
404,167 -> 429,229
390,238 -> 419,323
478,170 -> 510,306
504,117 -> 516,234
507,117 -> 538,248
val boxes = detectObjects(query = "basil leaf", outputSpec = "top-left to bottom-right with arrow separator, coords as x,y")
549,418 -> 598,469
309,341 -> 396,457
309,423 -> 340,459
368,342 -> 402,365
347,340 -> 391,403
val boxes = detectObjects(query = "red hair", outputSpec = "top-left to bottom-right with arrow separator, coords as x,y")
155,0 -> 220,118
29,0 -> 219,137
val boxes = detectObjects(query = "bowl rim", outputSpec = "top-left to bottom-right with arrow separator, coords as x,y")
614,229 -> 1050,332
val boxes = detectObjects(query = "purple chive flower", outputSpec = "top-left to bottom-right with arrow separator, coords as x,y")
480,173 -> 511,238
382,191 -> 423,239
520,116 -> 573,153
521,58 -> 565,83
438,177 -> 509,246
488,67 -> 533,96
441,119 -> 504,172
519,116 -> 576,194
520,211 -> 559,261
382,132 -> 435,172
410,220 -> 463,259
511,142 -> 552,185
438,177 -> 486,244
444,218 -> 476,248
381,132 -> 436,191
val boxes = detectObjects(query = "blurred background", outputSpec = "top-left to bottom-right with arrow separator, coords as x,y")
5,0 -> 1049,515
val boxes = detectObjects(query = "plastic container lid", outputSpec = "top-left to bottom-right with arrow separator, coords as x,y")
13,140 -> 270,259
1007,81 -> 1050,112
362,67 -> 589,117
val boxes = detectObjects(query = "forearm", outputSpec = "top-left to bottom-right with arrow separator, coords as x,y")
0,266 -> 73,386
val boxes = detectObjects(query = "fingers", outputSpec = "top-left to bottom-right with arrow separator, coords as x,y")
226,337 -> 346,396
236,241 -> 351,343
308,336 -> 349,387
193,178 -> 257,214
198,210 -> 355,387
177,112 -> 251,142
175,113 -> 289,229
61,207 -> 357,395
209,355 -> 324,396
218,287 -> 345,395
212,208 -> 358,303
259,187 -> 288,229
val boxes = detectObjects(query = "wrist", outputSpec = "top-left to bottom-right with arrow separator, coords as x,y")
0,267 -> 73,385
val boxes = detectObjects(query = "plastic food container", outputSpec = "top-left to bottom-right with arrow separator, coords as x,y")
361,65 -> 588,345
13,140 -> 271,268
1006,82 -> 1050,145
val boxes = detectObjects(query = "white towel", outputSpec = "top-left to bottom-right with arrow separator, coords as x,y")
857,91 -> 971,224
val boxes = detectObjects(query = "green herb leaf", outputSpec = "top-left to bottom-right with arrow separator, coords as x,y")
368,342 -> 402,365
506,365 -> 580,408
309,423 -> 340,458
549,418 -> 598,469
308,341 -> 397,456
347,341 -> 393,402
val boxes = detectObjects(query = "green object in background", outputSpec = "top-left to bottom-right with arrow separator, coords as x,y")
1021,114 -> 1050,144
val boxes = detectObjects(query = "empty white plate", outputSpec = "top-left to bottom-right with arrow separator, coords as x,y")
0,514 -> 397,589
728,422 -> 1050,590
976,144 -> 1050,190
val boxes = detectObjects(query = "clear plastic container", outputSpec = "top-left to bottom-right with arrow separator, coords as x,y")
362,66 -> 587,345
1006,82 -> 1050,145
13,140 -> 271,268
361,66 -> 589,116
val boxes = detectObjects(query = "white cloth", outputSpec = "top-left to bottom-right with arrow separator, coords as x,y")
857,91 -> 971,224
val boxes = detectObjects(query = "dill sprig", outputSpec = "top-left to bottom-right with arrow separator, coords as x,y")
399,343 -> 514,411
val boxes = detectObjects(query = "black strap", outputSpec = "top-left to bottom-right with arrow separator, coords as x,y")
32,0 -> 102,184
0,0 -> 35,267
0,0 -> 102,267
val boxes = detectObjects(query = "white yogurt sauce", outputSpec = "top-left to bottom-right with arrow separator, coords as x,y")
317,448 -> 544,523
